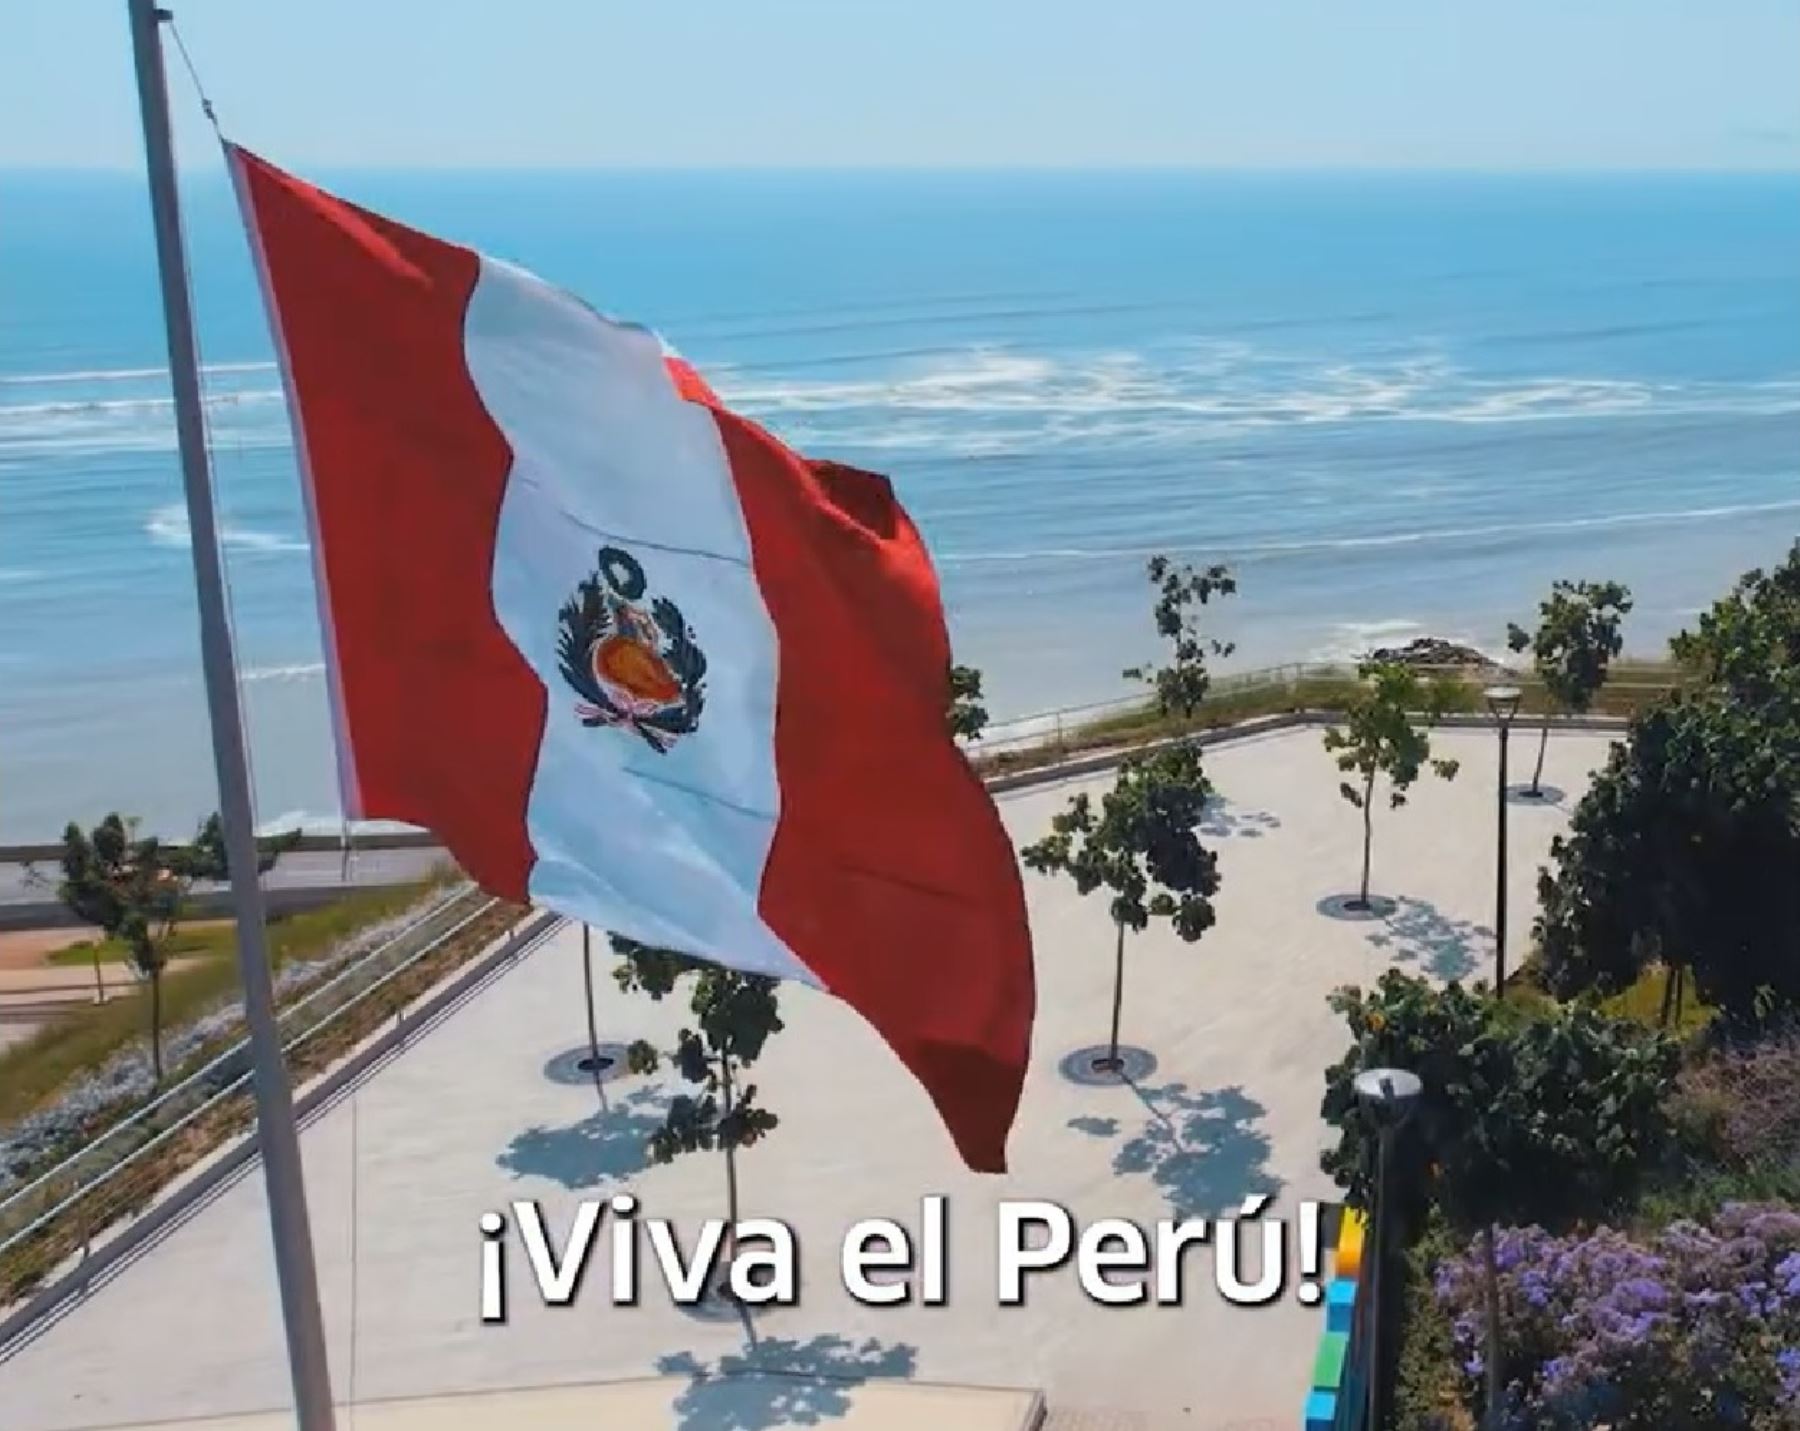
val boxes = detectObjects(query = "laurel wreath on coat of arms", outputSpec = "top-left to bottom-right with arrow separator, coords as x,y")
555,545 -> 706,753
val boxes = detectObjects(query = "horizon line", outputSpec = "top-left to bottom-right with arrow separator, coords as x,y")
6,160 -> 1800,179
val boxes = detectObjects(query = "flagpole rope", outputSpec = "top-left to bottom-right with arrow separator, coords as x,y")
163,11 -> 222,140
157,8 -> 273,839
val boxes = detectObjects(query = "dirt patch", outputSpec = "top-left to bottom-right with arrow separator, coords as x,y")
0,928 -> 99,971
0,919 -> 235,973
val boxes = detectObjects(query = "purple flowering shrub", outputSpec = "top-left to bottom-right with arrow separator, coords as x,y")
1435,1204 -> 1800,1429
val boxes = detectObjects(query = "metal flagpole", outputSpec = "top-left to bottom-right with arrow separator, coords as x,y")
125,4 -> 338,1427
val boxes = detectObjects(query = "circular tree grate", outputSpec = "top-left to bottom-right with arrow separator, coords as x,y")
1058,1044 -> 1158,1086
1316,893 -> 1398,922
1507,784 -> 1566,807
543,1042 -> 633,1088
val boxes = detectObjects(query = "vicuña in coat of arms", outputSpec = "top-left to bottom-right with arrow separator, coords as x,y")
556,545 -> 706,753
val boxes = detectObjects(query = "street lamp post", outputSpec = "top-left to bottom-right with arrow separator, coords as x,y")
1354,1067 -> 1424,1431
1483,685 -> 1523,993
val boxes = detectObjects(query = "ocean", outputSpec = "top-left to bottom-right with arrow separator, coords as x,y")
2,169 -> 1798,839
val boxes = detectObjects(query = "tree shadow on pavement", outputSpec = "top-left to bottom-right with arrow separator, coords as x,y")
655,1334 -> 918,1431
1068,1081 -> 1282,1218
1365,896 -> 1491,981
1198,795 -> 1282,840
496,1083 -> 669,1189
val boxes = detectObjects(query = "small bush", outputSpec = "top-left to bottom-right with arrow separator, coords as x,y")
1395,1213 -> 1477,1431
1321,971 -> 1680,1232
1671,1027 -> 1800,1172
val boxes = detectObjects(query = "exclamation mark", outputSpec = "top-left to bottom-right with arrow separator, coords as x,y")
1295,1200 -> 1323,1305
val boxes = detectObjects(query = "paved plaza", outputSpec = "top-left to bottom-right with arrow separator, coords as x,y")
0,726 -> 1617,1431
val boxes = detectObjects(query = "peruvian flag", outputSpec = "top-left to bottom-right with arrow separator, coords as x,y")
228,146 -> 1034,1171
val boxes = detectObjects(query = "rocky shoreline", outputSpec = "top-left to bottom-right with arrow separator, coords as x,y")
1357,636 -> 1505,670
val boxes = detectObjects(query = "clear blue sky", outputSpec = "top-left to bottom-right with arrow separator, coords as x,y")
5,0 -> 1799,171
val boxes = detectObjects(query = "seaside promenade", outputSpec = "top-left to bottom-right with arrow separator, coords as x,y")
0,845 -> 447,932
0,725 -> 1615,1431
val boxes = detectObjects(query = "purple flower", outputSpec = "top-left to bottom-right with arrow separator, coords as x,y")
1433,1203 -> 1800,1426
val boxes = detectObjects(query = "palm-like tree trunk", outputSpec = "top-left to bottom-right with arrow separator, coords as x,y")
89,945 -> 106,1005
720,1052 -> 740,1266
1358,769 -> 1376,906
1530,717 -> 1551,796
580,925 -> 607,1107
1106,918 -> 1126,1068
149,967 -> 164,1083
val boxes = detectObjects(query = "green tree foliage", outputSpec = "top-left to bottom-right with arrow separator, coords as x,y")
1321,663 -> 1461,908
611,936 -> 782,1178
1322,972 -> 1678,1227
53,813 -> 294,1082
947,662 -> 989,741
1321,971 -> 1680,1419
1538,547 -> 1800,1030
1669,538 -> 1800,702
1506,578 -> 1633,795
1021,741 -> 1218,1067
1536,688 -> 1800,1028
1122,555 -> 1238,719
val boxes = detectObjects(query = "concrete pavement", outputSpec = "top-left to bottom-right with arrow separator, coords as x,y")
0,726 -> 1614,1430
55,1378 -> 1045,1431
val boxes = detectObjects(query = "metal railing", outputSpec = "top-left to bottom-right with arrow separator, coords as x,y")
968,659 -> 1684,763
0,881 -> 518,1298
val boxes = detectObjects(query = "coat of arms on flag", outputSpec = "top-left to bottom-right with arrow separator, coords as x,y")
555,545 -> 706,752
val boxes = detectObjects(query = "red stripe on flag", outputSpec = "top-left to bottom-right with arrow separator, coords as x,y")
228,147 -> 541,899
708,413 -> 1036,1173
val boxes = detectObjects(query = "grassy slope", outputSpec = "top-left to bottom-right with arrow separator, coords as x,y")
0,880 -> 444,1126
47,929 -> 225,968
0,887 -> 526,1303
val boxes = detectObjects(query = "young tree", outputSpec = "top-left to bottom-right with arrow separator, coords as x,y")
1322,972 -> 1678,1422
947,662 -> 989,741
1021,740 -> 1219,1071
1123,555 -> 1238,720
1536,684 -> 1800,1029
1322,663 -> 1461,911
612,936 -> 783,1271
1506,579 -> 1633,797
53,813 -> 294,1081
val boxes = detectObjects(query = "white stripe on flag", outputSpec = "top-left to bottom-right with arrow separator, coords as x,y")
464,256 -> 814,984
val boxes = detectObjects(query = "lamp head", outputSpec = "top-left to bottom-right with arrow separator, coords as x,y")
1483,684 -> 1524,724
1353,1066 -> 1424,1129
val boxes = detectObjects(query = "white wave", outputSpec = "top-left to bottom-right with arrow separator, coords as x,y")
0,389 -> 284,421
1340,618 -> 1432,640
714,346 -> 1800,455
936,496 -> 1800,566
242,662 -> 325,683
146,505 -> 310,555
0,385 -> 291,461
0,361 -> 277,387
